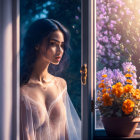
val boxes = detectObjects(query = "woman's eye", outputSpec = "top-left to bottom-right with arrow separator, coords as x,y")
48,41 -> 64,49
49,42 -> 56,46
61,44 -> 64,48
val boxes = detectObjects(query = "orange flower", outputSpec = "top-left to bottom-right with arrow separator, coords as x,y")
102,88 -> 107,93
126,79 -> 132,84
122,99 -> 135,115
101,80 -> 104,82
115,82 -> 122,87
111,83 -> 124,97
97,97 -> 101,101
133,89 -> 140,100
102,74 -> 107,78
125,73 -> 132,77
102,93 -> 113,106
127,69 -> 130,72
131,88 -> 136,95
98,83 -> 105,88
108,88 -> 111,92
124,84 -> 133,93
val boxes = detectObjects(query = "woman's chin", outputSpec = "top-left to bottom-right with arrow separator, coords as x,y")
52,61 -> 60,65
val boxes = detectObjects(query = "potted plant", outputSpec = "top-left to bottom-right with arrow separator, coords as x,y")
96,62 -> 140,137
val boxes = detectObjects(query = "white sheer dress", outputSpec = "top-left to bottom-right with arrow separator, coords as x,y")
20,78 -> 81,140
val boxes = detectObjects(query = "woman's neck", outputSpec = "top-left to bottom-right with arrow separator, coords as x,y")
30,57 -> 52,83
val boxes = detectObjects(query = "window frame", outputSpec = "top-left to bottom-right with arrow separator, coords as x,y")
0,0 -> 20,139
81,0 -> 93,140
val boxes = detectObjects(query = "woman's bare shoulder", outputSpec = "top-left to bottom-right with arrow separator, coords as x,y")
20,83 -> 35,96
20,84 -> 30,96
54,76 -> 67,89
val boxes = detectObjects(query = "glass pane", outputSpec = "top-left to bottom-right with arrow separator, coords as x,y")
96,0 -> 140,130
20,0 -> 81,139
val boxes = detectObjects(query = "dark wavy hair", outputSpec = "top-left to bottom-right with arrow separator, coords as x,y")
20,19 -> 71,86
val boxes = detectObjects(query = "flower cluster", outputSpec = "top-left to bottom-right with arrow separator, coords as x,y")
96,62 -> 140,118
122,62 -> 137,88
96,0 -> 124,68
96,0 -> 140,74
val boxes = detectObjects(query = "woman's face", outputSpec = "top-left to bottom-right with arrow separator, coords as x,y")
39,30 -> 64,65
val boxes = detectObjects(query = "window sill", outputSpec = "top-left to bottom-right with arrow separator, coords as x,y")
94,134 -> 140,140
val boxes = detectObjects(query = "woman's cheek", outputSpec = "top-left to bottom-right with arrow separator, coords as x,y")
47,47 -> 57,59
51,47 -> 57,54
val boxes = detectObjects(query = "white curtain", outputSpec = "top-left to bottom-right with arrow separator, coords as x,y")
0,0 -> 19,139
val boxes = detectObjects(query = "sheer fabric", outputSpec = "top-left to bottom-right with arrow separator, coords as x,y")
20,83 -> 81,140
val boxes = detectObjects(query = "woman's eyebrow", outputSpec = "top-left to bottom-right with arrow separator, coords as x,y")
50,39 -> 64,43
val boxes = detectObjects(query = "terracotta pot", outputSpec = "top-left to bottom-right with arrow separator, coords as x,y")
102,116 -> 140,137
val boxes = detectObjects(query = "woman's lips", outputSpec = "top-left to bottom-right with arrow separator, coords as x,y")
55,56 -> 61,61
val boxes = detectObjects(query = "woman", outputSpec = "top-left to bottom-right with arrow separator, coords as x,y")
20,19 -> 81,140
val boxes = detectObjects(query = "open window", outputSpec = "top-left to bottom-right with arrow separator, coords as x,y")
93,0 -> 140,139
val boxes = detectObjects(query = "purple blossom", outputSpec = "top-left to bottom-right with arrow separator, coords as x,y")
110,53 -> 115,59
113,69 -> 126,85
96,67 -> 114,87
126,40 -> 130,43
110,36 -> 116,43
122,62 -> 137,73
111,20 -> 117,24
105,16 -> 109,22
108,8 -> 112,14
104,30 -> 108,35
116,56 -> 120,60
102,36 -> 109,43
106,44 -> 112,49
131,77 -> 138,89
99,14 -> 105,19
97,62 -> 138,89
97,67 -> 108,82
102,58 -> 108,64
122,62 -> 137,88
96,0 -> 137,68
116,34 -> 121,40
109,31 -> 113,35
108,23 -> 114,29
125,8 -> 132,15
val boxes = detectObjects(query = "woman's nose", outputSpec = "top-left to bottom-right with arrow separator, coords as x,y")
57,45 -> 63,53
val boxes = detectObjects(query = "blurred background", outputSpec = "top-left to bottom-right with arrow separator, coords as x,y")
20,0 -> 81,117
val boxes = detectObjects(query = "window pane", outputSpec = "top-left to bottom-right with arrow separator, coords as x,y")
20,0 -> 81,139
96,0 -> 140,130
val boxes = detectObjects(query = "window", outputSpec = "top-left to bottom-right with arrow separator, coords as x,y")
94,0 -> 140,138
